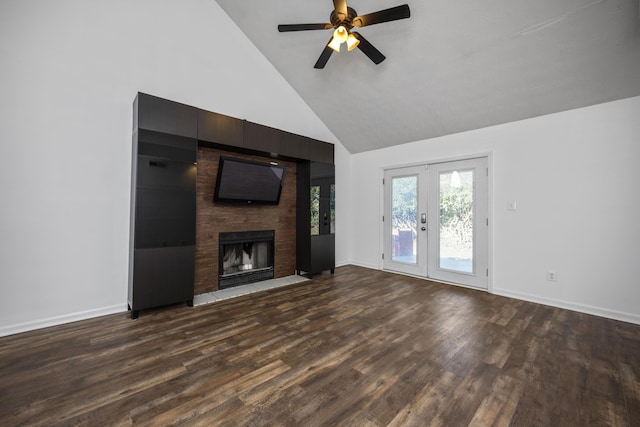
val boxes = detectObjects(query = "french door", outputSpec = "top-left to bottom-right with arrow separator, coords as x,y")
382,166 -> 428,276
383,157 -> 488,289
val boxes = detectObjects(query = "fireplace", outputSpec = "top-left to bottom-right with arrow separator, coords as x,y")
218,230 -> 275,289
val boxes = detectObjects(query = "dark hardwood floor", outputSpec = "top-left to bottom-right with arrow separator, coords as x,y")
1,265 -> 639,426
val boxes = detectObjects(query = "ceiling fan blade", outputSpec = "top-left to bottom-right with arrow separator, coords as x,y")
352,32 -> 385,65
333,0 -> 348,17
352,4 -> 410,28
314,38 -> 335,69
278,23 -> 333,32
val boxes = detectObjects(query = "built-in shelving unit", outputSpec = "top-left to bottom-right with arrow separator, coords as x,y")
128,93 -> 335,318
296,162 -> 335,278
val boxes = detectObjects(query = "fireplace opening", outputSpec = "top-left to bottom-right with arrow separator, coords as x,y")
219,230 -> 274,289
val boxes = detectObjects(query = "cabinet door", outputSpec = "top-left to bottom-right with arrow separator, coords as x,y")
134,188 -> 196,248
306,162 -> 335,275
136,93 -> 197,138
311,234 -> 335,273
311,162 -> 335,237
311,178 -> 334,236
132,246 -> 195,311
136,155 -> 197,190
243,121 -> 279,153
198,110 -> 244,147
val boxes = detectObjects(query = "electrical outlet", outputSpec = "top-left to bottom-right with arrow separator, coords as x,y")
546,271 -> 557,282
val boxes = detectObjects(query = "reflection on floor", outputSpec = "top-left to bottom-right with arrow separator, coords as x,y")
392,255 -> 473,273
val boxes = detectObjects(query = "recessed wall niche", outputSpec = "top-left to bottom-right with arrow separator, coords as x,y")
194,147 -> 297,295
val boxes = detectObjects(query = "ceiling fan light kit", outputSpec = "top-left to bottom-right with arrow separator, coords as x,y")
328,26 -> 349,52
278,0 -> 410,69
346,33 -> 359,51
333,26 -> 349,44
327,26 -> 360,52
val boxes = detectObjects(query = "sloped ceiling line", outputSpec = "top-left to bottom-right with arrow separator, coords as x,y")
214,0 -> 640,153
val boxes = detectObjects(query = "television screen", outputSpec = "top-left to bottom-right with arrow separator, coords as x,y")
214,156 -> 286,205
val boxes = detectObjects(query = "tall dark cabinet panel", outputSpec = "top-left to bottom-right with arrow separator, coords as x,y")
128,94 -> 197,318
296,161 -> 335,278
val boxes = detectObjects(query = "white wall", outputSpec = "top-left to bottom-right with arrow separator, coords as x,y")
350,96 -> 640,324
0,0 -> 350,336
2,1 -> 636,335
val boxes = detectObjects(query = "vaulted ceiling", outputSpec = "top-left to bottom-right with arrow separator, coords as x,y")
214,0 -> 640,153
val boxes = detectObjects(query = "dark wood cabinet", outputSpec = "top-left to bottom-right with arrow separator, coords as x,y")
307,140 -> 335,164
242,120 -> 335,163
243,121 -> 281,154
129,94 -> 197,319
135,93 -> 197,138
132,246 -> 195,312
296,161 -> 335,278
129,93 -> 335,317
279,132 -> 310,160
135,92 -> 333,163
198,110 -> 244,147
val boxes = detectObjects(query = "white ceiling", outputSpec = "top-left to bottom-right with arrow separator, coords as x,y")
214,0 -> 640,153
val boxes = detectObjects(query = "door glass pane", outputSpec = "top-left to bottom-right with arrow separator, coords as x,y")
311,185 -> 320,236
391,176 -> 417,264
330,184 -> 335,234
439,170 -> 473,273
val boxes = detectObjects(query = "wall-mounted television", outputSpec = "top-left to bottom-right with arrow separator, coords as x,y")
213,156 -> 286,205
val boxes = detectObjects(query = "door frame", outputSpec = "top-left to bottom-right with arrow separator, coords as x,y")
379,153 -> 493,292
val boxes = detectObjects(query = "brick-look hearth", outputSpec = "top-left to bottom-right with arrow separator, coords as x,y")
194,148 -> 297,295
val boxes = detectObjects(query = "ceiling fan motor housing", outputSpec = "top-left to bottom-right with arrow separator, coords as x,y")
330,7 -> 358,29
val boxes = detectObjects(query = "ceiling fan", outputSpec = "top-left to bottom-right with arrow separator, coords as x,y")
278,0 -> 410,69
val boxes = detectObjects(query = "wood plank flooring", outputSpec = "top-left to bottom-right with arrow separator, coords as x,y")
1,265 -> 639,426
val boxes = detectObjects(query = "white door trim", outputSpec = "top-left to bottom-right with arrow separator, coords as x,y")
380,153 -> 492,291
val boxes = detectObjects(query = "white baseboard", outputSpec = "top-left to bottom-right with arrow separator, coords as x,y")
5,275 -> 636,338
345,262 -> 640,325
348,260 -> 380,270
493,288 -> 640,325
0,304 -> 127,338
